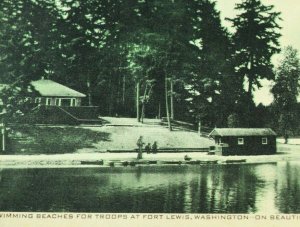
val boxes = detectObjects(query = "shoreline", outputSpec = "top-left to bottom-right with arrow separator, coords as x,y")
0,143 -> 299,168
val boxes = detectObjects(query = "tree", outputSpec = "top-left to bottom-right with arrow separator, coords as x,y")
185,0 -> 234,127
228,0 -> 281,102
271,46 -> 300,143
55,0 -> 112,106
227,113 -> 240,128
0,0 -> 62,119
126,41 -> 157,122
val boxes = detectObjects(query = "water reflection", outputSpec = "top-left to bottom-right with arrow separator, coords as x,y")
0,162 -> 299,213
275,162 -> 300,213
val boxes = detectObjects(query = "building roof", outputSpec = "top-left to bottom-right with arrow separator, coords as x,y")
209,128 -> 277,137
30,79 -> 86,98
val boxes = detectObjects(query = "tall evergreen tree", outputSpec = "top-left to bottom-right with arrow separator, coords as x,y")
228,0 -> 281,99
271,46 -> 300,143
185,0 -> 234,127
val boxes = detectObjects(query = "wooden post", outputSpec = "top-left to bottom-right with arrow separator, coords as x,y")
198,121 -> 201,136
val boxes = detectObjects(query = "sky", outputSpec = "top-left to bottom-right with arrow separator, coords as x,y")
215,0 -> 300,105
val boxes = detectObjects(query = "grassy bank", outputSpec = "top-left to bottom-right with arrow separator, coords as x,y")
6,126 -> 110,154
3,117 -> 214,155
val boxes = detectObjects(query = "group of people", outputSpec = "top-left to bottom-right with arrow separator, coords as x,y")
136,136 -> 158,154
144,142 -> 158,154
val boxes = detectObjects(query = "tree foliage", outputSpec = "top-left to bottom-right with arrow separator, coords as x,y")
0,0 -> 289,132
271,46 -> 300,138
228,0 -> 281,96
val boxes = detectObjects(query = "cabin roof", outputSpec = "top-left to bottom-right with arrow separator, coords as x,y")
209,128 -> 277,137
30,79 -> 86,98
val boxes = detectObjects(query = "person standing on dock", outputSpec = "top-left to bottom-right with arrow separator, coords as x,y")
136,136 -> 144,159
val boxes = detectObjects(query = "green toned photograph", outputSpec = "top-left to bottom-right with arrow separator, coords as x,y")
0,0 -> 299,218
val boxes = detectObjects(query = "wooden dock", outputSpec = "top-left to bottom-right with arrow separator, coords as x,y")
81,159 -> 220,167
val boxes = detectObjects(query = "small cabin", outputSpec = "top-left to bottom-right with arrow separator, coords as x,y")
30,79 -> 86,107
209,128 -> 277,156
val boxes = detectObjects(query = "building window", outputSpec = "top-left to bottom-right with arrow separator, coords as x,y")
262,137 -> 268,145
54,98 -> 76,107
238,138 -> 244,145
35,97 -> 41,104
61,98 -> 72,107
55,98 -> 60,106
46,98 -> 51,106
71,98 -> 76,107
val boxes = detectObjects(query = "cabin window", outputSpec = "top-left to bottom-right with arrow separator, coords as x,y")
238,138 -> 244,145
262,137 -> 268,145
71,98 -> 76,107
55,98 -> 60,106
60,98 -> 72,106
35,97 -> 41,104
46,98 -> 51,106
54,98 -> 74,106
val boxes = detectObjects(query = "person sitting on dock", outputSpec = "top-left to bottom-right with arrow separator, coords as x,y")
151,141 -> 157,154
145,143 -> 151,154
184,154 -> 192,161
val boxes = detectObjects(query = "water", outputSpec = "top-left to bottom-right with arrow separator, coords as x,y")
0,162 -> 299,213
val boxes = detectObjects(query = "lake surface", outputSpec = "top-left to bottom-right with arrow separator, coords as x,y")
0,162 -> 299,213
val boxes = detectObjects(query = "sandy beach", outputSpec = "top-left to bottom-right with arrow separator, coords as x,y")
2,119 -> 300,168
0,142 -> 299,168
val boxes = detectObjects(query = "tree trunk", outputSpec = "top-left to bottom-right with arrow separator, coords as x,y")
170,78 -> 174,119
247,55 -> 254,98
108,78 -> 112,116
248,76 -> 253,98
246,55 -> 254,126
284,133 -> 289,144
141,84 -> 148,123
117,75 -> 121,109
165,76 -> 172,131
158,102 -> 161,119
198,121 -> 201,136
87,76 -> 92,106
136,81 -> 140,122
1,121 -> 6,152
122,75 -> 126,106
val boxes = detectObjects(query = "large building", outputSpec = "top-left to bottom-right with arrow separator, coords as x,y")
209,128 -> 277,155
